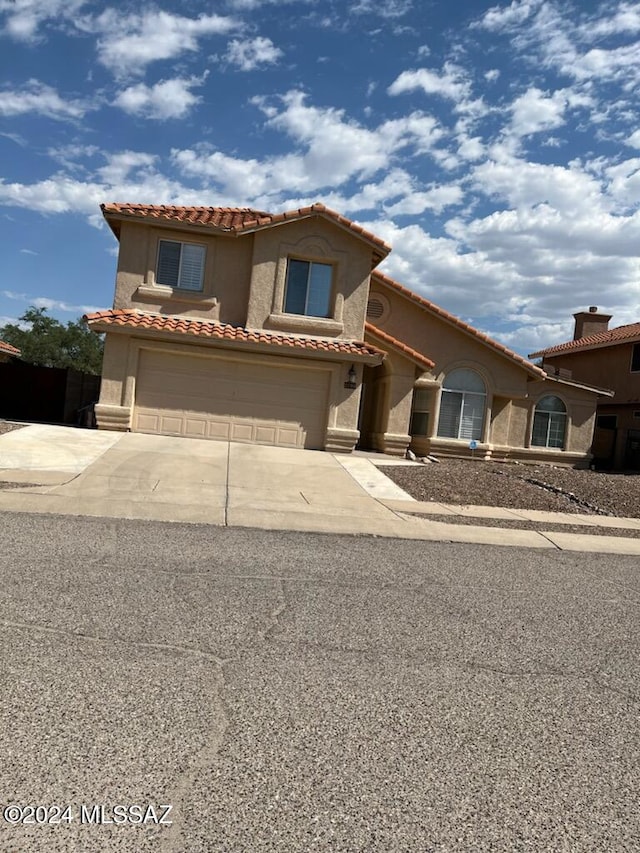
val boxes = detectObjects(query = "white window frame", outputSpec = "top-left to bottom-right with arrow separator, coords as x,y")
531,395 -> 567,449
156,239 -> 206,292
436,369 -> 486,442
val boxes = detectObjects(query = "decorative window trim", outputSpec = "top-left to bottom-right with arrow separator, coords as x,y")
268,236 -> 347,332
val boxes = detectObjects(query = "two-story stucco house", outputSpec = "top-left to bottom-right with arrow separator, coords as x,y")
86,203 -> 608,466
530,307 -> 640,469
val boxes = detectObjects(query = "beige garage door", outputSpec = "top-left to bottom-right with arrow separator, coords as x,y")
132,349 -> 330,449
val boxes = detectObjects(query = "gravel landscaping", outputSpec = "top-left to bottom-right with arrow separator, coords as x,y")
384,458 -> 640,519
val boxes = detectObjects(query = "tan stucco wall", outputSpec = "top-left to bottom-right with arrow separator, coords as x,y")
112,221 -> 254,325
365,283 -> 602,464
526,379 -> 598,456
370,282 -> 529,397
247,218 -> 373,339
95,330 -> 365,450
543,343 -> 638,402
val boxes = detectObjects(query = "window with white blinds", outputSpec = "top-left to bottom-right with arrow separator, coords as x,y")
157,240 -> 205,291
436,369 -> 486,441
531,395 -> 566,448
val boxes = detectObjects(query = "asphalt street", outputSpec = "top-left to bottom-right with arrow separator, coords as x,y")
1,512 -> 639,852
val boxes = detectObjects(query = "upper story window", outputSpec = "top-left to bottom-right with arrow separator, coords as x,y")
631,343 -> 640,372
156,240 -> 205,292
284,259 -> 333,318
531,395 -> 566,448
437,368 -> 486,441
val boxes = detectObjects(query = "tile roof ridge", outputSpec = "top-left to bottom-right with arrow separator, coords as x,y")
231,202 -> 391,252
372,271 -> 546,378
529,320 -> 640,357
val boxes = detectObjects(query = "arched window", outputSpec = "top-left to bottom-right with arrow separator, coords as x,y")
437,368 -> 486,441
532,395 -> 567,448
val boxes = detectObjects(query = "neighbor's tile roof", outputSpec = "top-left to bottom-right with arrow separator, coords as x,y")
101,202 -> 391,254
365,322 -> 435,370
84,309 -> 385,361
0,340 -> 20,356
372,271 -> 546,378
529,321 -> 640,358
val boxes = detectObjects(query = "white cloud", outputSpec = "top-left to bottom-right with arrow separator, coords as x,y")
509,87 -> 568,137
0,80 -> 89,119
626,129 -> 640,149
474,0 -> 543,32
173,91 -> 446,198
471,157 -> 605,214
350,0 -> 413,17
32,297 -> 103,314
93,9 -> 239,76
95,151 -> 158,185
385,182 -> 464,215
388,62 -> 471,103
0,0 -> 86,41
224,36 -> 283,71
566,42 -> 640,87
579,2 -> 640,37
113,77 -> 205,120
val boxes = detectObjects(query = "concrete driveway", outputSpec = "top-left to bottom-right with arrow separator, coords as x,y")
0,425 -> 415,536
2,424 -> 640,554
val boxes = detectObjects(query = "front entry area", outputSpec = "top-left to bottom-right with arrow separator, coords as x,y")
132,348 -> 331,449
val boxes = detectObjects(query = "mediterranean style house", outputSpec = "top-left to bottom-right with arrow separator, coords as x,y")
530,307 -> 640,470
86,203 -> 609,466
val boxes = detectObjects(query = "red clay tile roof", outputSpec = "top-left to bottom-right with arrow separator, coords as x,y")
529,322 -> 640,358
365,322 -> 435,370
372,271 -> 546,379
84,309 -> 385,362
0,340 -> 20,356
101,202 -> 391,256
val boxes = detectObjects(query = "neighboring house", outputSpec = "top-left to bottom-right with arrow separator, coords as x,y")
530,307 -> 640,470
86,203 -> 607,466
0,340 -> 20,363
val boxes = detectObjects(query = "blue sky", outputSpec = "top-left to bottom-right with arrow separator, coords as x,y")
1,0 -> 639,356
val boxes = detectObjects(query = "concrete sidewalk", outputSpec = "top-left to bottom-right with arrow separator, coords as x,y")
1,424 -> 640,555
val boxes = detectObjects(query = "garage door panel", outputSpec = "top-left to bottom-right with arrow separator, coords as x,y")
133,349 -> 329,449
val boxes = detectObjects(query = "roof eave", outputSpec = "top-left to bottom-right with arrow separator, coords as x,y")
85,312 -> 384,366
530,335 -> 640,359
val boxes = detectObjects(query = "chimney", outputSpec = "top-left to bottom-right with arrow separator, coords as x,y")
573,306 -> 612,340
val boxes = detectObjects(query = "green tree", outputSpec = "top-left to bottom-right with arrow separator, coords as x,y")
0,306 -> 104,375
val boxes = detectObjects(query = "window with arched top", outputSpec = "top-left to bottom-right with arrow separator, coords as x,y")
532,395 -> 567,448
437,368 -> 486,441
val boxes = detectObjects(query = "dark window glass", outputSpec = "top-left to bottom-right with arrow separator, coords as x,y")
284,260 -> 333,317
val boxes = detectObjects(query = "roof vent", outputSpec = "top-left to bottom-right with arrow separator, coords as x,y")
589,306 -> 598,313
366,297 -> 385,320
